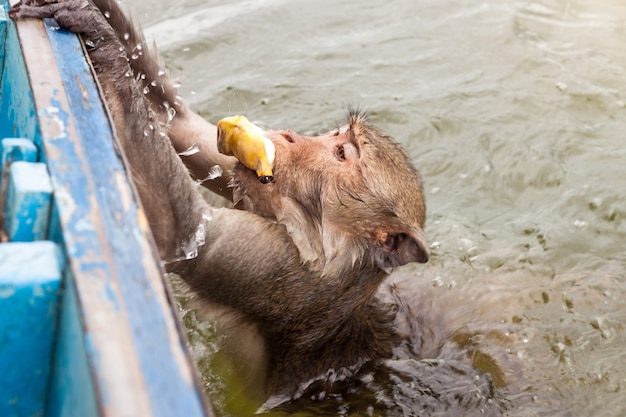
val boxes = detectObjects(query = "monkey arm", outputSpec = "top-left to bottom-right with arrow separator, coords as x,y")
88,0 -> 238,201
167,109 -> 237,200
9,0 -> 302,289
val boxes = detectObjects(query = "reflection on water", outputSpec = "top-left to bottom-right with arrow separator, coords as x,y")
129,0 -> 626,415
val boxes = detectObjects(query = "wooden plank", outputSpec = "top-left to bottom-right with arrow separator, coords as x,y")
1,138 -> 39,176
4,4 -> 209,417
0,240 -> 62,417
0,4 -> 40,146
45,266 -> 99,417
3,161 -> 52,241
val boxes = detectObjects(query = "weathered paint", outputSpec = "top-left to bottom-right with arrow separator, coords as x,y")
44,20 -> 210,417
6,5 -> 210,417
3,161 -> 52,241
45,266 -> 99,417
0,5 -> 40,147
1,138 -> 39,176
0,240 -> 62,417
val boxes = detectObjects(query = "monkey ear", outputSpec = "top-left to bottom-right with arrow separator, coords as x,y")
370,229 -> 429,273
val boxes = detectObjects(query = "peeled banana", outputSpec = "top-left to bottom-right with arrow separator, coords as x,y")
216,115 -> 275,184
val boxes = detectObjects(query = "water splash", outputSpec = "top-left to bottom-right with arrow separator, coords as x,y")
196,165 -> 223,184
165,212 -> 213,265
178,143 -> 200,157
163,101 -> 177,124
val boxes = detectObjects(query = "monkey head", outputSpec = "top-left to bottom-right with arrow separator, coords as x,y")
230,110 -> 429,275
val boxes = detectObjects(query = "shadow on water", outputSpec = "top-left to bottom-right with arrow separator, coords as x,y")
130,0 -> 626,415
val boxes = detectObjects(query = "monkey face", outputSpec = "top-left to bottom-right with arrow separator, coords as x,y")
231,111 -> 429,271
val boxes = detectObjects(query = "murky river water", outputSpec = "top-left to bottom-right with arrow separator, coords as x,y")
125,0 -> 626,415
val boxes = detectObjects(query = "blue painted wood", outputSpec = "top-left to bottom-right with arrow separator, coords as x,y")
44,20 -> 209,417
0,5 -> 40,148
46,267 -> 98,417
0,240 -> 62,417
1,138 -> 39,177
4,4 -> 210,417
3,161 -> 52,241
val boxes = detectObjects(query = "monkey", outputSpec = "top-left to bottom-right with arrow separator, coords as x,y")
10,1 -> 514,414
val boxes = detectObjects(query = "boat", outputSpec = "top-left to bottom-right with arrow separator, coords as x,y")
0,1 -> 210,416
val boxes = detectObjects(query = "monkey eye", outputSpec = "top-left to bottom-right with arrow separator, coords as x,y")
332,129 -> 340,137
335,145 -> 346,160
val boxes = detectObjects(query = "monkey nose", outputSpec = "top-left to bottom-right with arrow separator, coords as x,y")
274,130 -> 305,144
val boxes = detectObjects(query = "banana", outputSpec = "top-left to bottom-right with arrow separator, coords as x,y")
216,115 -> 275,184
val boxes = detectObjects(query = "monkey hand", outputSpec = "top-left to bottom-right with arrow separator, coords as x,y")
216,115 -> 275,184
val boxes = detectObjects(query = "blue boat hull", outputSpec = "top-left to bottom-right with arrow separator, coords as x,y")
0,3 -> 209,416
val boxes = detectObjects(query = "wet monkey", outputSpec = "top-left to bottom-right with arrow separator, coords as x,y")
11,0 -> 511,413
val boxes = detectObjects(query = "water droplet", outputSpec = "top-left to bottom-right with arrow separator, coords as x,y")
123,33 -> 130,41
157,70 -> 166,77
135,43 -> 143,51
85,39 -> 95,49
196,165 -> 223,183
150,80 -> 157,87
131,53 -> 139,60
167,107 -> 176,123
555,81 -> 567,92
124,70 -> 132,77
181,219 -> 208,260
143,86 -> 150,95
104,10 -> 111,18
182,47 -> 190,52
574,219 -> 588,228
178,143 -> 200,157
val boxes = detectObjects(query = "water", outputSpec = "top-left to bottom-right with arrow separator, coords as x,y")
125,0 -> 626,415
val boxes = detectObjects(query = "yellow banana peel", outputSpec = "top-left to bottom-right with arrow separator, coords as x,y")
217,115 -> 275,184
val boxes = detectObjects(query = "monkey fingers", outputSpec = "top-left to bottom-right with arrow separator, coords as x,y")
9,1 -> 64,20
10,0 -> 103,36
